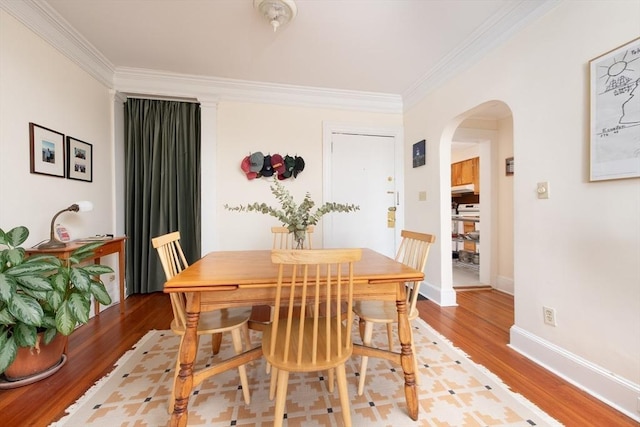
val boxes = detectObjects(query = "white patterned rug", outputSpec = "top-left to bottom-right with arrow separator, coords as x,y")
51,318 -> 561,426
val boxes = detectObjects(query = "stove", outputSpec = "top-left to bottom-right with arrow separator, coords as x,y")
455,203 -> 480,217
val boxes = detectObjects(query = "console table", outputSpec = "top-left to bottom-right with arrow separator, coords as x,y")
27,236 -> 127,315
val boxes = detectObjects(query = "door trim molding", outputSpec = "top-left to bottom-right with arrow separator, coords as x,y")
322,122 -> 405,252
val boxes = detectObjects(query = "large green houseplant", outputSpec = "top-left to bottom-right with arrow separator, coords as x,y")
0,226 -> 113,377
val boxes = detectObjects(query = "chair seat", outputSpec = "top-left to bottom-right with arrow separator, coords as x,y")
262,317 -> 352,372
171,306 -> 252,335
353,300 -> 419,324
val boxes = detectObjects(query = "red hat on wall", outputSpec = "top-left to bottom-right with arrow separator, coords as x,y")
241,156 -> 258,180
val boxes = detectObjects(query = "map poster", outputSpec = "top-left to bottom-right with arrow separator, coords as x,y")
589,37 -> 640,181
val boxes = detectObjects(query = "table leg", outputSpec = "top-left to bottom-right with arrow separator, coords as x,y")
170,292 -> 200,427
118,240 -> 126,314
94,257 -> 101,316
396,282 -> 418,421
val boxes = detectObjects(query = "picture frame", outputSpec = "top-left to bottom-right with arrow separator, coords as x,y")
29,122 -> 65,178
589,37 -> 640,181
412,139 -> 426,168
66,136 -> 93,182
505,157 -> 514,176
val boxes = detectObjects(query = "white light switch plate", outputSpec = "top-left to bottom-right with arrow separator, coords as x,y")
537,182 -> 550,199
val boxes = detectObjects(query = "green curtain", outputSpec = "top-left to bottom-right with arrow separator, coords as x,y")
124,99 -> 201,294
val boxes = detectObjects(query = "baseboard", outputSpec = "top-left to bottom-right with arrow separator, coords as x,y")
509,325 -> 640,422
494,275 -> 514,295
420,281 -> 457,307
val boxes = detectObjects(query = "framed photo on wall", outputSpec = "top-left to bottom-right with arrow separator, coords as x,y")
589,37 -> 640,181
413,139 -> 426,168
66,136 -> 93,182
29,122 -> 65,178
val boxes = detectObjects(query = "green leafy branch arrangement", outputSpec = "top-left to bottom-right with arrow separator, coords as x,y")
224,180 -> 359,238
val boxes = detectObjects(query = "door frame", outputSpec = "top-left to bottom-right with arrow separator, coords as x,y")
322,122 -> 405,253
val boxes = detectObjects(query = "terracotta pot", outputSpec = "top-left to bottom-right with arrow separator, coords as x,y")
4,333 -> 67,381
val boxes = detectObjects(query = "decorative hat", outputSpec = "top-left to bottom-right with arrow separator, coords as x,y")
281,155 -> 295,179
261,154 -> 274,177
240,156 -> 258,180
271,154 -> 285,174
293,155 -> 305,178
249,152 -> 264,172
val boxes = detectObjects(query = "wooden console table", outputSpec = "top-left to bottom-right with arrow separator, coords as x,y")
27,236 -> 127,315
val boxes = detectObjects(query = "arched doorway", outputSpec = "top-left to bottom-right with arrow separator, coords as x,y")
447,101 -> 514,294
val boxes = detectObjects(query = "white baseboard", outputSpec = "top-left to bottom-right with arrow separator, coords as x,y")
420,281 -> 457,307
494,275 -> 514,295
510,325 -> 640,422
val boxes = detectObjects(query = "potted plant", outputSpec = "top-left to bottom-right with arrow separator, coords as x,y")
0,226 -> 113,382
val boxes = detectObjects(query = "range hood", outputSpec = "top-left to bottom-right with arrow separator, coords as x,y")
451,183 -> 475,194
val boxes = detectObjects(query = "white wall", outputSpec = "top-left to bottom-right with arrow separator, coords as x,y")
214,101 -> 402,250
0,11 -> 120,308
403,0 -> 639,418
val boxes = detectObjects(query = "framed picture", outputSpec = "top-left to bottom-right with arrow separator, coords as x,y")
29,122 -> 65,178
412,139 -> 426,168
589,37 -> 640,181
66,136 -> 93,182
505,157 -> 514,176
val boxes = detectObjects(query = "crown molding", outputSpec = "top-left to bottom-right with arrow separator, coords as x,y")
2,0 -> 556,114
114,68 -> 403,114
402,0 -> 561,111
1,0 -> 115,87
1,0 -> 401,113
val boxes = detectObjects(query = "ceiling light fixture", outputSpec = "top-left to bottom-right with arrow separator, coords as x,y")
254,0 -> 297,32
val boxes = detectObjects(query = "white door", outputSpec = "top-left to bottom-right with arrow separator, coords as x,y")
323,132 -> 399,258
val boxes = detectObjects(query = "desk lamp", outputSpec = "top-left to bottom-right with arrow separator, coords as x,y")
37,201 -> 93,249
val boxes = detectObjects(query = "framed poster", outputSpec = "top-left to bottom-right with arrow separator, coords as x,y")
589,37 -> 640,181
412,139 -> 426,168
66,136 -> 93,182
29,122 -> 65,178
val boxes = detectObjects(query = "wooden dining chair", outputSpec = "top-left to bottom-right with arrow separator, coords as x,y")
264,248 -> 362,427
151,231 -> 253,413
271,225 -> 314,250
353,230 -> 435,396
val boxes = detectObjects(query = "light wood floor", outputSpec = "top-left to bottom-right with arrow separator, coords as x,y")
0,290 -> 635,426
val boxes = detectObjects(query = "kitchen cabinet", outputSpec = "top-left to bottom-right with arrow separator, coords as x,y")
451,157 -> 480,194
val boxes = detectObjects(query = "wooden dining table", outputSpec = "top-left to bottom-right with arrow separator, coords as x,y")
163,248 -> 424,427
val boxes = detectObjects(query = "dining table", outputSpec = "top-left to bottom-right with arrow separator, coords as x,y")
163,248 -> 424,427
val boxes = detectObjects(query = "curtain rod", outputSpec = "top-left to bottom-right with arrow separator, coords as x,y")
121,92 -> 199,103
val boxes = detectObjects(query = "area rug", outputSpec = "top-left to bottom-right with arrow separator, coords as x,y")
51,318 -> 562,426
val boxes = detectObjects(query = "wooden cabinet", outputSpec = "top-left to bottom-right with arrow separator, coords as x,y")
451,157 -> 479,194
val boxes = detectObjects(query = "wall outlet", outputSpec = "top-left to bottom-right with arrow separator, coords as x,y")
543,306 -> 557,326
418,191 -> 427,201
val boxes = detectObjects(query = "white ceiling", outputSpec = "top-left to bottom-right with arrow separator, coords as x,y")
39,0 -> 552,104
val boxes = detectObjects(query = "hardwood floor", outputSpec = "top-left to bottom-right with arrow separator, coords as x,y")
0,290 -> 635,426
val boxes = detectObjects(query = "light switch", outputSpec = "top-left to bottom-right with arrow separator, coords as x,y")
537,182 -> 550,199
418,191 -> 427,201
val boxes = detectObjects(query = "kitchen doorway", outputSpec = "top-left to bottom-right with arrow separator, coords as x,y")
449,102 -> 514,293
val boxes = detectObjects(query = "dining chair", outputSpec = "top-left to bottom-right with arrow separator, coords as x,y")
352,230 -> 435,396
151,231 -> 253,413
271,225 -> 314,249
264,248 -> 362,427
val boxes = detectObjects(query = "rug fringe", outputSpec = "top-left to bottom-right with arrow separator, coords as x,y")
49,330 -> 161,427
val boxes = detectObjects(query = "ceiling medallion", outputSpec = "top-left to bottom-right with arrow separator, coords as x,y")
254,0 -> 297,32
